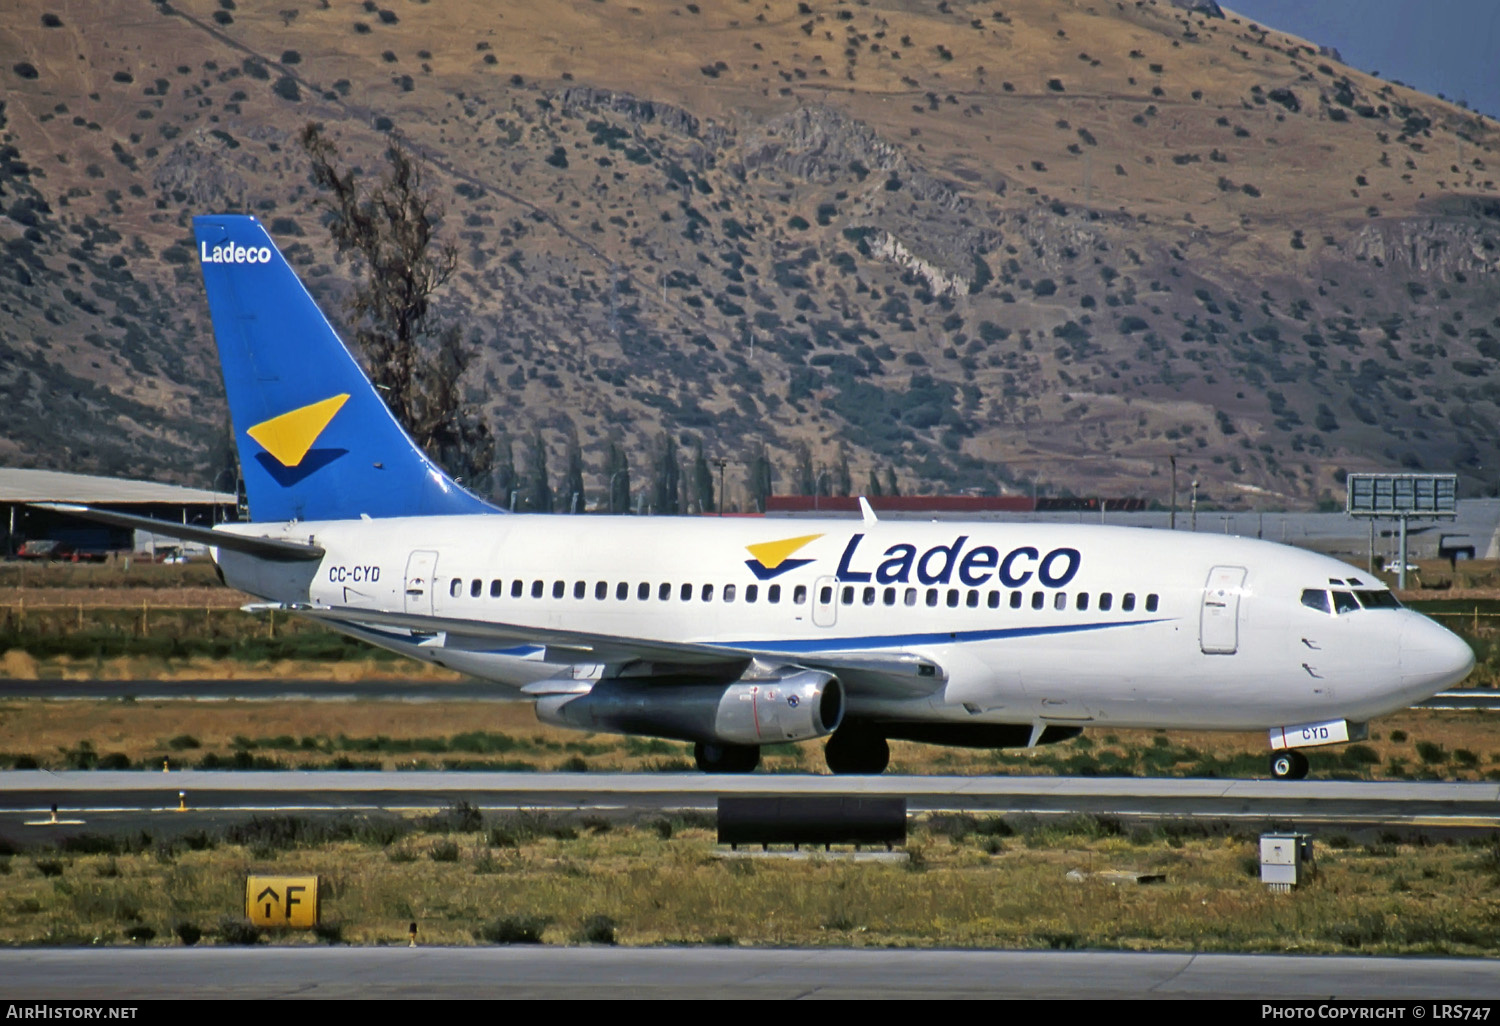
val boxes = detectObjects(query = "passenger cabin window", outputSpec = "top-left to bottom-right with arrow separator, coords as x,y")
905,588 -> 918,607
966,590 -> 979,609
1122,593 -> 1136,612
1076,593 -> 1089,611
450,579 -> 462,598
1099,593 -> 1113,611
724,584 -> 736,603
1301,589 -> 1331,614
770,584 -> 783,604
745,585 -> 758,603
511,580 -> 523,598
1031,591 -> 1044,610
864,586 -> 877,606
680,583 -> 692,601
659,583 -> 671,601
820,585 -> 834,605
884,587 -> 897,606
471,579 -> 482,598
573,581 -> 586,599
638,582 -> 650,600
595,581 -> 607,600
1145,594 -> 1159,613
988,591 -> 1000,609
701,584 -> 714,602
1054,592 -> 1067,611
616,582 -> 628,601
1010,592 -> 1022,609
532,580 -> 544,599
792,585 -> 806,604
841,585 -> 854,605
946,589 -> 960,608
490,580 -> 503,598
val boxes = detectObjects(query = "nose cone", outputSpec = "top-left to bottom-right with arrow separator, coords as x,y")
1400,615 -> 1476,694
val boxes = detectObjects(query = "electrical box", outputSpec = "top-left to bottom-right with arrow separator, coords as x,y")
1260,833 -> 1314,892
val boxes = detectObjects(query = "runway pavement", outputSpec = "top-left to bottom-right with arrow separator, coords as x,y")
0,946 -> 1496,999
2,771 -> 1497,842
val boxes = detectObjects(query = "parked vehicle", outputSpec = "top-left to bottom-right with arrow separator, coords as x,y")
16,540 -> 107,563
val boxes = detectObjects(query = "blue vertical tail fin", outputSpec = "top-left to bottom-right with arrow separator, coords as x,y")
193,214 -> 500,522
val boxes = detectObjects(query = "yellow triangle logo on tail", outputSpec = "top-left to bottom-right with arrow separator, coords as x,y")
246,394 -> 350,468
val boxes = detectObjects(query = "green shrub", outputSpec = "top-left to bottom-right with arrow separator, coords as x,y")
577,914 -> 617,945
420,801 -> 483,834
476,915 -> 549,944
217,917 -> 262,945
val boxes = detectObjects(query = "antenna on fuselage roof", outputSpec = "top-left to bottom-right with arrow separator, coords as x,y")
858,496 -> 878,525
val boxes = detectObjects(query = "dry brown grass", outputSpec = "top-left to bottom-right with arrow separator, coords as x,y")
0,698 -> 1494,780
3,816 -> 1497,953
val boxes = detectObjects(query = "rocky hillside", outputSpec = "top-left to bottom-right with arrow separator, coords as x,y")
2,0 -> 1498,510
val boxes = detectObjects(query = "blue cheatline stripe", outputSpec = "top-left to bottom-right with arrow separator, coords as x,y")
713,618 -> 1172,654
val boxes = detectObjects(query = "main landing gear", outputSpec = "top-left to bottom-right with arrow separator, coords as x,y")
694,741 -> 761,774
1269,749 -> 1310,781
824,728 -> 891,775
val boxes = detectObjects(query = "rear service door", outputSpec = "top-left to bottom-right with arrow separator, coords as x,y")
404,550 -> 439,615
1200,565 -> 1247,655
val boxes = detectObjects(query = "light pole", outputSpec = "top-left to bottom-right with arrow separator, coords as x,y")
1169,454 -> 1177,530
713,457 -> 728,516
608,470 -> 627,515
1190,479 -> 1199,533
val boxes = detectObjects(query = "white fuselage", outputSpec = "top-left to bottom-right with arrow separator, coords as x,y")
214,515 -> 1474,734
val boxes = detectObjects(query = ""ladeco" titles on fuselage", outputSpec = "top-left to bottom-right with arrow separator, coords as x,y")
833,533 -> 1081,588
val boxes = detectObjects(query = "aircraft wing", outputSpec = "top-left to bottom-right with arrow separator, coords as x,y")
297,604 -> 946,699
28,504 -> 325,562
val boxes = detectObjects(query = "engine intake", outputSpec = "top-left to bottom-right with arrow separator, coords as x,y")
536,669 -> 844,746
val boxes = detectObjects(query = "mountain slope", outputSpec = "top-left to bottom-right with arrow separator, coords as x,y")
1,0 -> 1498,509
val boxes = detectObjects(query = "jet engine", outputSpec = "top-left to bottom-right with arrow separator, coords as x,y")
535,669 -> 844,746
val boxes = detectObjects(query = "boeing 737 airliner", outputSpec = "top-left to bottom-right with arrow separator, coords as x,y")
44,216 -> 1476,778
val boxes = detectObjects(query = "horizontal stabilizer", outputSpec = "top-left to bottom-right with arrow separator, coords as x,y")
29,504 -> 325,562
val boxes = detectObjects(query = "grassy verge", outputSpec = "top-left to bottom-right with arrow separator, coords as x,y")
0,701 -> 1496,779
2,808 -> 1497,953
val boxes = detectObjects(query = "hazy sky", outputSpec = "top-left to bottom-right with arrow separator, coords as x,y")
1226,0 -> 1499,120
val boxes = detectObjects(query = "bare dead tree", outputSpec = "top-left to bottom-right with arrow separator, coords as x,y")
300,123 -> 493,493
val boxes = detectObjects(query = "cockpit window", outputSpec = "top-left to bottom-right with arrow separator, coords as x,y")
1355,589 -> 1402,609
1300,589 -> 1330,614
1331,590 -> 1360,614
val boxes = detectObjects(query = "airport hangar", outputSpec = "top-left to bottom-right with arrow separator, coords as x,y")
0,467 -> 236,558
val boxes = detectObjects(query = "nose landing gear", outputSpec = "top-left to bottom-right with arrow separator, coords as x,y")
1269,749 -> 1310,780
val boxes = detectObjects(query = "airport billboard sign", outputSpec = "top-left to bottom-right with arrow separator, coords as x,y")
1345,473 -> 1457,518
